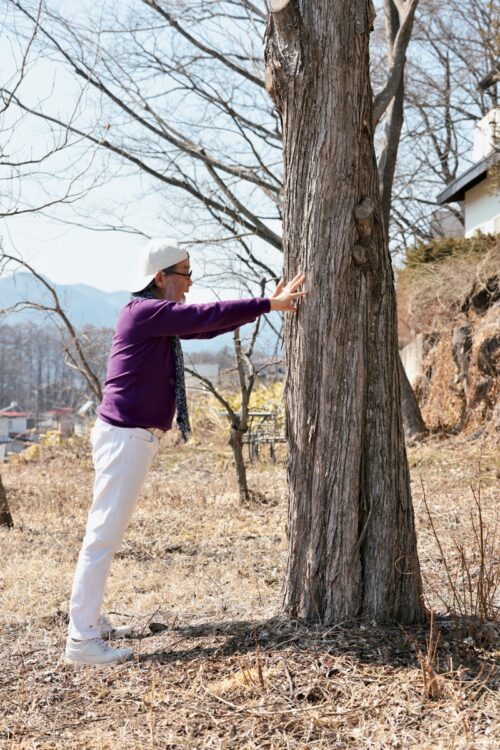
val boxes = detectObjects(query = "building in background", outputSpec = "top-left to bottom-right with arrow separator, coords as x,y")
0,407 -> 30,437
0,404 -> 33,461
436,103 -> 499,237
38,407 -> 75,436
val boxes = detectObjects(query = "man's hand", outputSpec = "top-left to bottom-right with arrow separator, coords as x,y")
269,273 -> 307,313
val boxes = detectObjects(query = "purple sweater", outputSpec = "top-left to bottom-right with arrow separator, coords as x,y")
98,297 -> 271,431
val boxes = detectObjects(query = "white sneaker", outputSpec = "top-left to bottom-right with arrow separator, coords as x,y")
98,615 -> 133,639
65,637 -> 133,665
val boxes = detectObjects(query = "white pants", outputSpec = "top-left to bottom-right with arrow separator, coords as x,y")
68,418 -> 159,640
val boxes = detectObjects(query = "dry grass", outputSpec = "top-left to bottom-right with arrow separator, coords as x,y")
396,236 -> 500,340
0,429 -> 499,749
396,236 -> 500,436
413,305 -> 500,435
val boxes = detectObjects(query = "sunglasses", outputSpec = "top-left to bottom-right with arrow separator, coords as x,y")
162,269 -> 192,279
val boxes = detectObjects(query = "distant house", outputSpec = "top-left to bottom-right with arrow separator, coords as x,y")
0,404 -> 34,460
0,436 -> 10,462
39,407 -> 75,436
436,107 -> 499,237
0,410 -> 30,437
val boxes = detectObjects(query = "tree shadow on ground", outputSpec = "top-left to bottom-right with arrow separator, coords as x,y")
137,614 -> 499,690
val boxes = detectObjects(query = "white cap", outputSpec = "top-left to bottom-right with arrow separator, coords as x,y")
130,238 -> 188,292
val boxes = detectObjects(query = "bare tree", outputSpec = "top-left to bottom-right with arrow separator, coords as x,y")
266,0 -> 424,624
186,322 -> 278,502
3,0 -> 282,287
184,273 -> 281,502
390,0 -> 498,247
369,0 -> 498,436
6,2 -> 491,254
0,321 -> 95,412
0,4 -> 83,529
3,0 -> 287,503
382,0 -> 497,437
1,15 -> 106,223
0,252 -> 103,401
372,0 -> 428,438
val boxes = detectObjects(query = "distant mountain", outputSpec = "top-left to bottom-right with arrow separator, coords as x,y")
0,272 -> 277,355
0,272 -> 129,329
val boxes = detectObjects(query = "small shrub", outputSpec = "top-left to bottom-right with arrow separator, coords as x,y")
403,234 -> 498,269
209,381 -> 285,431
39,430 -> 66,447
421,476 -> 499,640
21,444 -> 40,463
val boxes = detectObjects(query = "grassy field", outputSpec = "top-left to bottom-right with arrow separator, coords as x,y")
0,425 -> 498,749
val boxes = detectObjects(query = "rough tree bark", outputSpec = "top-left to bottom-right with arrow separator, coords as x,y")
265,0 -> 425,624
0,474 -> 14,528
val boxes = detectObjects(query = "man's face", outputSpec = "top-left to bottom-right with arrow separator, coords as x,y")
155,258 -> 192,302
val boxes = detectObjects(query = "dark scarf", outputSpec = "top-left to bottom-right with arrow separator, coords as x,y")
131,289 -> 191,442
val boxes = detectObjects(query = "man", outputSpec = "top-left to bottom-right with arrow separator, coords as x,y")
65,238 -> 306,665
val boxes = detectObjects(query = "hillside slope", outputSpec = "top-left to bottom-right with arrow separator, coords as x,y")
398,235 -> 500,434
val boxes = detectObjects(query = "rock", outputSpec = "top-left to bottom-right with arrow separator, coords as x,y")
149,621 -> 169,633
477,334 -> 500,376
462,275 -> 500,313
452,325 -> 473,390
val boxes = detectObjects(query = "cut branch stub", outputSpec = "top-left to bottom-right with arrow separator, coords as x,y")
264,65 -> 275,96
269,0 -> 301,51
354,197 -> 374,221
354,197 -> 374,240
265,63 -> 281,104
264,0 -> 302,110
270,0 -> 293,10
352,244 -> 369,267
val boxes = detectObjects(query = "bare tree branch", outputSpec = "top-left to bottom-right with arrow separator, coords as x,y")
142,0 -> 266,90
373,0 -> 419,127
0,253 -> 103,400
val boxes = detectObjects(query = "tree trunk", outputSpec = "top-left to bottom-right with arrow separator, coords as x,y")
229,427 -> 250,503
377,0 -> 427,440
399,360 -> 428,439
0,474 -> 14,528
266,0 -> 425,624
378,6 -> 406,241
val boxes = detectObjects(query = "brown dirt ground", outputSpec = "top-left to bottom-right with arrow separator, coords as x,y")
0,428 -> 498,749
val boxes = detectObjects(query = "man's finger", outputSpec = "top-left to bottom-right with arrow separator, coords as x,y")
288,274 -> 305,290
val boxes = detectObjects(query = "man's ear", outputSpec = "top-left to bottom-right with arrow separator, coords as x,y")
154,270 -> 164,288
